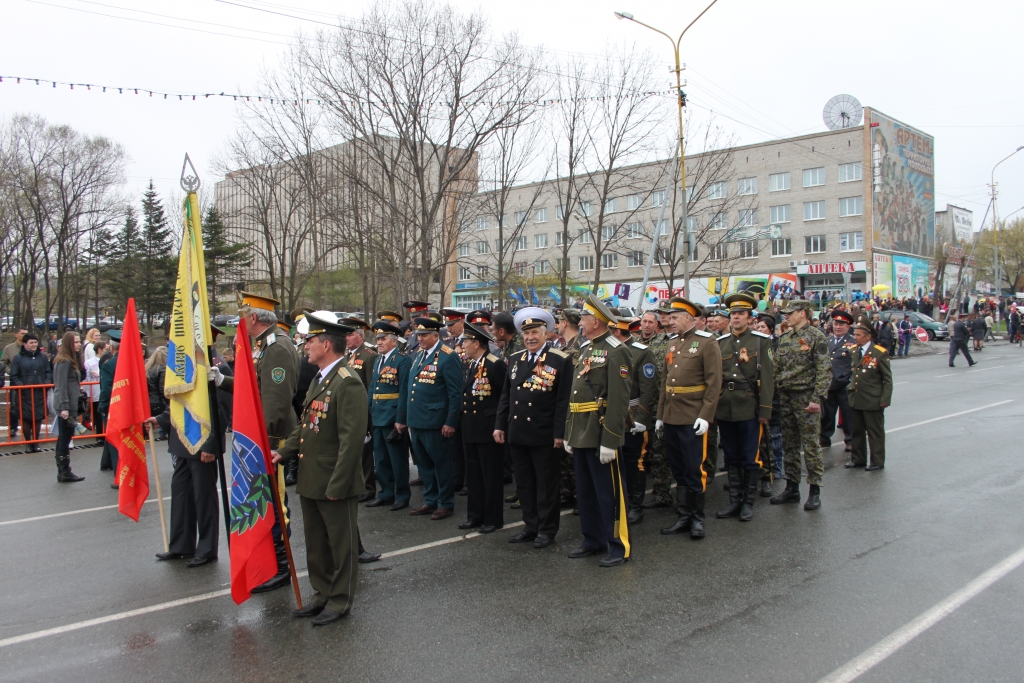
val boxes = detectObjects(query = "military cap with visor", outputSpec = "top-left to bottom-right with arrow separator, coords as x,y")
440,308 -> 466,325
781,299 -> 814,315
580,293 -> 617,325
237,291 -> 280,314
556,307 -> 581,325
377,310 -> 403,323
665,296 -> 702,317
402,300 -> 429,314
304,311 -> 353,337
514,306 -> 555,332
411,317 -> 444,334
831,309 -> 854,325
723,291 -> 758,314
372,320 -> 402,337
466,309 -> 492,325
463,322 -> 495,345
340,316 -> 371,331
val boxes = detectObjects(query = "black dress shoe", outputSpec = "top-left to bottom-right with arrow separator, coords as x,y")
357,492 -> 374,503
389,501 -> 409,511
568,546 -> 600,559
186,556 -> 217,568
110,484 -> 120,489
456,487 -> 468,496
504,494 -> 519,503
251,571 -> 290,593
660,517 -> 692,535
284,474 -> 297,486
155,551 -> 193,561
478,525 -> 500,534
508,530 -> 536,543
510,502 -> 521,510
311,609 -> 345,626
572,507 -> 579,516
759,479 -> 773,497
865,464 -> 885,471
409,477 -> 423,486
358,551 -> 381,564
641,497 -> 669,509
844,444 -> 853,452
559,495 -> 575,509
292,603 -> 325,618
598,555 -> 626,568
458,520 -> 482,530
532,534 -> 553,549
364,498 -> 394,508
845,461 -> 866,468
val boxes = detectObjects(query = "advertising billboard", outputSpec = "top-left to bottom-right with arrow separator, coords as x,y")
870,109 -> 935,258
951,206 -> 973,244
892,255 -> 930,299
873,253 -> 893,292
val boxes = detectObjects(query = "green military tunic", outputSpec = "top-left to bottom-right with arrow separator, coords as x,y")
773,323 -> 832,486
501,332 -> 525,364
715,329 -> 774,423
558,332 -> 584,501
346,341 -> 378,496
565,331 -> 632,450
253,326 -> 300,443
848,342 -> 892,467
642,332 -> 673,504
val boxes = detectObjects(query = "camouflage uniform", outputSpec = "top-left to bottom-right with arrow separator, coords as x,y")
501,331 -> 525,363
641,332 -> 673,506
773,320 -> 832,486
558,333 -> 583,503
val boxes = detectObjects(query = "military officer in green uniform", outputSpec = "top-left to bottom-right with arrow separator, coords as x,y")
340,317 -> 379,503
272,313 -> 367,626
555,308 -> 583,509
563,294 -> 632,567
713,292 -> 774,523
845,316 -> 892,471
769,299 -> 832,511
642,303 -> 676,511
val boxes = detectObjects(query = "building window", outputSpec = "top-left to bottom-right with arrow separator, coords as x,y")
534,259 -> 549,275
769,204 -> 791,224
494,238 -> 503,252
739,239 -> 758,259
686,216 -> 699,232
459,266 -> 471,281
769,172 -> 791,192
737,177 -> 758,195
601,224 -> 616,241
652,190 -> 667,207
458,243 -> 470,257
626,194 -> 642,210
499,214 -> 508,228
555,231 -> 564,246
708,181 -> 726,200
805,234 -> 827,254
578,201 -> 593,217
804,200 -> 826,221
604,198 -> 617,214
476,240 -> 489,254
708,243 -> 727,261
655,219 -> 670,236
556,205 -> 566,220
534,207 -> 548,223
601,253 -> 618,269
839,162 -> 863,183
839,231 -> 864,252
477,265 -> 489,278
513,261 -> 528,276
460,220 -> 472,233
709,213 -> 728,230
839,196 -> 863,217
626,222 -> 643,239
578,255 -> 595,271
476,216 -> 489,231
561,257 -> 571,272
627,250 -> 645,267
515,236 -> 528,251
653,248 -> 671,265
514,211 -> 527,225
771,238 -> 792,256
579,228 -> 593,244
803,167 -> 825,187
738,209 -> 758,227
535,233 -> 548,248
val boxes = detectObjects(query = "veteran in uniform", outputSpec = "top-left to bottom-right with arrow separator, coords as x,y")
608,309 -> 659,525
366,320 -> 412,510
769,300 -> 832,511
554,308 -> 583,509
713,293 -> 774,523
564,295 -> 632,567
459,323 -> 507,532
845,316 -> 892,471
655,297 -> 722,539
642,302 -> 676,511
396,317 -> 463,520
340,317 -> 379,502
440,308 -> 469,496
401,300 -> 430,356
289,308 -> 320,486
272,313 -> 367,626
821,309 -> 856,452
495,308 -> 572,547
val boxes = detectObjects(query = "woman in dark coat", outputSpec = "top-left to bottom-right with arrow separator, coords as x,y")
970,314 -> 986,351
9,333 -> 51,452
52,331 -> 85,482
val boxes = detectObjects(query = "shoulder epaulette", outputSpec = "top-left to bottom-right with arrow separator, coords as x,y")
631,341 -> 648,349
695,330 -> 713,337
716,333 -> 730,341
364,342 -> 376,351
338,366 -> 354,379
873,344 -> 887,353
486,353 -> 498,363
667,333 -> 678,339
517,349 -> 530,360
606,335 -> 622,347
548,348 -> 568,358
751,330 -> 771,339
580,339 -> 592,348
265,332 -> 277,346
440,345 -> 453,354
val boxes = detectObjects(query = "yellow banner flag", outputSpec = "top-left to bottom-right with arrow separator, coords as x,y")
164,191 -> 212,454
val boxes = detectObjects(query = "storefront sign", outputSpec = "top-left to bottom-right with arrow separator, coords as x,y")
797,261 -> 866,275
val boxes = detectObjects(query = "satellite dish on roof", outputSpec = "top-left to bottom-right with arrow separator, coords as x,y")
823,94 -> 863,130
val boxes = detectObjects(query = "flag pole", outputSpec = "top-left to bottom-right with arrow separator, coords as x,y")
269,461 -> 303,609
146,425 -> 170,552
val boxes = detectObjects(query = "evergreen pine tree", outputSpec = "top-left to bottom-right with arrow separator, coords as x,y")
139,180 -> 176,332
203,206 -> 252,314
104,205 -> 144,318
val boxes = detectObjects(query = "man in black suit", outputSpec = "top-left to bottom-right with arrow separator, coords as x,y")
948,314 -> 977,367
458,323 -> 507,533
494,308 -> 573,549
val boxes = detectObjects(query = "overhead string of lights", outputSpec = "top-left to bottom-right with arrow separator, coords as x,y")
0,75 -> 675,109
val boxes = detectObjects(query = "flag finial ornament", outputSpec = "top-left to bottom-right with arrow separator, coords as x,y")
180,153 -> 200,192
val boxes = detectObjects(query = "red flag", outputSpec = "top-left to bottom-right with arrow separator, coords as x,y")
110,299 -> 152,521
228,317 -> 278,604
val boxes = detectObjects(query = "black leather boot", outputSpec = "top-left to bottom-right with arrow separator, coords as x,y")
759,477 -> 773,497
660,488 -> 691,534
804,484 -> 821,511
250,539 -> 291,593
739,469 -> 758,521
626,469 -> 645,524
716,467 -> 743,518
770,480 -> 801,505
690,491 -> 705,539
56,454 -> 85,483
284,458 -> 298,486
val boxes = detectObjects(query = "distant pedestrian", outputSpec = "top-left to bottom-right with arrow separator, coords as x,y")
897,314 -> 913,357
984,312 -> 996,343
2,327 -> 29,439
52,331 -> 85,483
9,333 -> 51,451
948,315 -> 976,368
845,317 -> 892,471
84,340 -> 106,440
970,314 -> 985,352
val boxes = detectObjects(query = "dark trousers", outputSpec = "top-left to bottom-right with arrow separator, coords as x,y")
299,495 -> 358,615
509,443 -> 561,537
7,390 -> 19,436
573,447 -> 629,559
821,385 -> 853,446
663,422 -> 711,493
464,440 -> 504,528
169,456 -> 220,559
409,427 -> 454,510
851,408 -> 886,467
949,340 -> 975,366
361,436 -> 376,496
619,430 -> 648,507
372,425 -> 410,503
451,427 -> 466,490
718,418 -> 763,471
55,415 -> 74,456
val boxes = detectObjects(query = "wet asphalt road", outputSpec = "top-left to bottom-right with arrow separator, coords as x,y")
0,344 -> 1022,682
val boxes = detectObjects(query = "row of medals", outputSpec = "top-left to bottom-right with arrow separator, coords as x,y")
309,397 -> 330,433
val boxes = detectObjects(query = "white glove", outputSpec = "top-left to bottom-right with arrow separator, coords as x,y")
693,418 -> 709,436
655,419 -> 664,433
563,444 -> 573,455
207,365 -> 224,387
364,434 -> 372,444
630,421 -> 646,434
599,446 -> 617,464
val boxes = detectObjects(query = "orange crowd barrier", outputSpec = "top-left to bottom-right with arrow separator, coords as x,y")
0,381 -> 106,448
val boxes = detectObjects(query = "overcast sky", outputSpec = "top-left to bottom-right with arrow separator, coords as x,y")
5,0 -> 1022,231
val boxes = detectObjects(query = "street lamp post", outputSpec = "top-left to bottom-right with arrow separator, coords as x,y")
615,2 -> 718,299
990,145 -> 1024,310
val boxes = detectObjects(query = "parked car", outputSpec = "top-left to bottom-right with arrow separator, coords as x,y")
34,315 -> 79,331
879,310 -> 949,341
0,316 -> 15,331
97,316 -> 123,333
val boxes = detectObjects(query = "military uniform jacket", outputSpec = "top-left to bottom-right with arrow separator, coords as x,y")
398,341 -> 463,430
849,343 -> 893,411
561,333 -> 583,367
346,343 -> 378,388
657,327 -> 722,426
461,354 -> 507,443
368,349 -> 412,428
774,324 -> 832,401
715,329 -> 774,423
278,361 -> 368,500
496,345 -> 573,446
564,332 -> 631,450
626,340 -> 659,430
253,326 -> 300,441
500,332 -> 525,364
828,332 -> 856,390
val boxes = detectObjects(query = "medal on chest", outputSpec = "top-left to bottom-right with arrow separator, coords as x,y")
471,364 -> 491,397
689,341 -> 699,354
524,354 -> 556,391
379,365 -> 398,385
308,397 -> 330,433
417,359 -> 437,384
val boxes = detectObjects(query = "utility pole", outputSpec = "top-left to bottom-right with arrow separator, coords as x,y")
991,146 -> 1024,324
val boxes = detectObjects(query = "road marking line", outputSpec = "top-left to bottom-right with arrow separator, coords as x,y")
885,400 -> 1012,434
934,365 -> 1004,379
817,543 -> 1024,683
894,382 -> 908,385
0,497 -> 172,527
